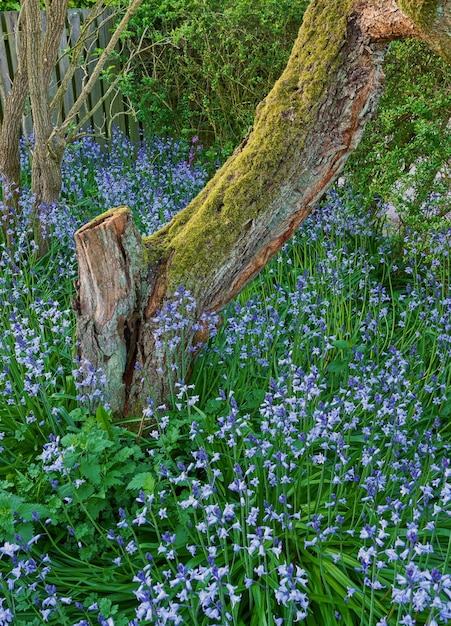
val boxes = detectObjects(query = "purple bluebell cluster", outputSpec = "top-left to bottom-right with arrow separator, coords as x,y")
151,285 -> 220,385
1,134 -> 451,623
114,355 -> 449,624
0,289 -> 73,439
0,130 -> 210,434
61,130 -> 209,237
3,129 -> 209,257
72,358 -> 108,410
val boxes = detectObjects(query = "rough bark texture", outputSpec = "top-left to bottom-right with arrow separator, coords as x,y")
26,0 -> 68,254
75,207 -> 183,417
0,4 -> 28,233
75,208 -> 148,416
75,0 -> 451,419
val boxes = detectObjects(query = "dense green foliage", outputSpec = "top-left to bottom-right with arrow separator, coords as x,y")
120,0 -> 308,152
346,39 -> 451,229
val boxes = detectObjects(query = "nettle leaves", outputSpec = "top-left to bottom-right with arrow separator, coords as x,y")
0,491 -> 50,543
42,417 -> 148,522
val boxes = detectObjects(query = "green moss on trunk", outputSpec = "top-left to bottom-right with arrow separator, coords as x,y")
143,0 -> 354,290
398,0 -> 442,30
79,205 -> 131,229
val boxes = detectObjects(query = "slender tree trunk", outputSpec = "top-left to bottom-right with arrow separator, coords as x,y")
25,0 -> 68,255
30,141 -> 66,252
0,6 -> 28,243
0,75 -> 28,246
75,0 -> 451,419
0,0 -> 69,249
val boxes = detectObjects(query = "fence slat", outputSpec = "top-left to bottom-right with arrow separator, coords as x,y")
85,11 -> 106,133
4,11 -> 19,77
55,17 -> 72,127
0,8 -> 140,141
0,11 -> 15,102
97,10 -> 127,138
67,8 -> 85,130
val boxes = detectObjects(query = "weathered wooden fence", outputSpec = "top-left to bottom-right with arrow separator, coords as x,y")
0,8 -> 141,142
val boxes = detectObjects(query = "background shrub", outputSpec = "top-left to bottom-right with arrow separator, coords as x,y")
346,39 -> 451,230
120,0 -> 308,152
1,1 -> 98,8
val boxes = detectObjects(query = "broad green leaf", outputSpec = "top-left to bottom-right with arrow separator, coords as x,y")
126,472 -> 155,493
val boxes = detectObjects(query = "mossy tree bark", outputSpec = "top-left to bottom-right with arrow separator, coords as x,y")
75,0 -> 451,419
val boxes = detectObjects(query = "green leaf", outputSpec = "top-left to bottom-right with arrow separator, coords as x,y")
80,460 -> 102,484
115,446 -> 140,463
16,503 -> 50,521
86,433 -> 114,455
331,339 -> 351,350
69,407 -> 87,421
126,472 -> 155,493
103,470 -> 125,488
76,482 -> 95,500
61,433 -> 78,448
439,399 -> 451,417
96,404 -> 113,436
327,359 -> 348,374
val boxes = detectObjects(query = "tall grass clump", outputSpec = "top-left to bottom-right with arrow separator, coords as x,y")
0,130 -> 450,624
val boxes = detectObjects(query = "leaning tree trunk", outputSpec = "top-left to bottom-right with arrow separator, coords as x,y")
75,0 -> 450,420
